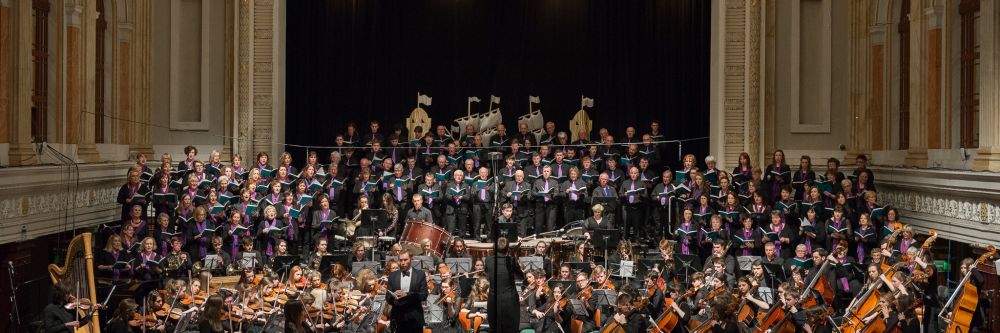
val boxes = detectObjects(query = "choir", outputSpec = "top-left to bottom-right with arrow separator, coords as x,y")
52,119 -> 994,333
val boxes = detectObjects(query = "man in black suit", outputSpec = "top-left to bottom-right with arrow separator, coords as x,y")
385,251 -> 428,332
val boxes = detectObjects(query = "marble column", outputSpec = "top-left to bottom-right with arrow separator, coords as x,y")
131,0 -> 152,156
846,0 -> 871,162
77,0 -> 99,162
973,0 -> 1000,171
7,0 -> 36,166
904,0 -> 930,168
65,3 -> 82,145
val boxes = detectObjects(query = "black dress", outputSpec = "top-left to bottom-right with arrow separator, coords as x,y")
485,255 -> 525,333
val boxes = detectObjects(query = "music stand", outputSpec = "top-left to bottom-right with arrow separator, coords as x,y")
592,289 -> 616,313
445,258 -> 472,275
566,261 -> 593,275
738,256 -> 761,271
361,209 -> 389,234
616,260 -> 635,280
425,295 -> 444,324
673,254 -> 701,284
497,222 -> 519,241
238,252 -> 259,271
204,255 -> 222,271
413,256 -> 434,271
638,258 -> 666,277
757,286 -> 775,305
271,255 -> 298,277
568,300 -> 589,317
351,261 -> 381,275
592,228 -> 620,269
519,256 -> 544,272
761,262 -> 787,294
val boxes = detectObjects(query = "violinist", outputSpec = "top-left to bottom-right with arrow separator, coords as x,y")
573,271 -> 599,331
640,272 -> 665,318
305,271 -> 327,307
105,298 -> 141,333
522,269 -> 548,326
533,283 -> 569,333
462,277 -> 490,332
42,283 -> 91,333
593,265 -> 616,291
428,278 -> 460,333
198,295 -> 225,333
144,291 -> 171,333
284,299 -> 308,333
706,257 -> 736,288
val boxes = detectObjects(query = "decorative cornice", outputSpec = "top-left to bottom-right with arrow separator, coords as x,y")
66,4 -> 85,27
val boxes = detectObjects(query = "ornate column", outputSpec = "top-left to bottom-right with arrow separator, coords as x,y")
973,0 -> 1000,171
65,3 -> 82,144
131,0 -> 151,156
77,0 -> 99,162
846,0 -> 872,162
0,0 -> 11,148
711,0 -> 763,170
235,0 -> 254,160
6,0 -> 35,166
904,0 -> 930,167
118,3 -> 134,147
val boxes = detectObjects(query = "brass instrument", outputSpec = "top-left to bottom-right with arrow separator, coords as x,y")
48,232 -> 102,333
166,254 -> 182,272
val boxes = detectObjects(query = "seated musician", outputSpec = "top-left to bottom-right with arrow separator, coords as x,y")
572,271 -> 600,332
204,236 -> 230,275
606,292 -> 647,333
583,204 -> 613,241
306,238 -> 331,271
144,290 -> 173,333
348,242 -> 368,267
709,240 -> 737,276
607,240 -> 634,265
461,277 -> 490,331
42,283 -> 92,333
428,277 -> 460,333
235,238 -> 263,269
533,283 -> 569,333
592,265 -> 616,291
420,238 -> 442,267
761,242 -> 785,268
737,276 -> 769,314
557,263 -> 574,281
706,257 -> 736,288
447,238 -> 471,259
521,269 -> 549,331
776,286 -> 813,333
531,240 -> 554,276
641,271 -> 666,319
105,298 -> 141,333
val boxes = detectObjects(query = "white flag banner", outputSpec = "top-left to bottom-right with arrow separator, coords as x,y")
529,96 -> 540,104
418,94 -> 433,106
468,96 -> 482,103
491,95 -> 501,104
582,97 -> 594,108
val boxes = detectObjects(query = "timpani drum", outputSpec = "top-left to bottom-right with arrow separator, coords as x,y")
518,239 -> 540,257
400,220 -> 451,257
377,236 -> 396,251
356,236 -> 376,249
466,241 -> 494,262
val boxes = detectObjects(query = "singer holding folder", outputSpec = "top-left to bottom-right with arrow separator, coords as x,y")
386,251 -> 428,332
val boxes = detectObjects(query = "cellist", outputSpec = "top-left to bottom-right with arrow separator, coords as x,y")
640,272 -> 665,319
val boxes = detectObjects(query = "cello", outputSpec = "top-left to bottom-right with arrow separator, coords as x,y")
940,246 -> 996,333
652,287 -> 697,333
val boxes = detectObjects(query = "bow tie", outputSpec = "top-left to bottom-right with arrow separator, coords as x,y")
402,270 -> 410,277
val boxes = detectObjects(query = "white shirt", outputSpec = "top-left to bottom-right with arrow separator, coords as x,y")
400,267 -> 412,293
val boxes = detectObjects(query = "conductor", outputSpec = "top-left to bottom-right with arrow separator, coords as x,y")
385,250 -> 428,332
485,237 -> 525,333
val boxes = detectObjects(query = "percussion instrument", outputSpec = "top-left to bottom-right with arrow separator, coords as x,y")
467,241 -> 494,262
400,220 -> 451,257
357,236 -> 377,249
519,239 -> 540,257
562,227 -> 585,240
377,236 -> 397,251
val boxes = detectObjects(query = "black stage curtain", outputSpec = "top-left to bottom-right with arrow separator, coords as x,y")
286,0 -> 710,169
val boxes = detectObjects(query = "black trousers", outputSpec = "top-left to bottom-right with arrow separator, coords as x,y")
622,204 -> 645,237
471,202 -> 494,238
534,201 -> 558,234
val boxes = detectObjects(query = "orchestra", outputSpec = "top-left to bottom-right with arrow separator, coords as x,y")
44,121 -> 998,333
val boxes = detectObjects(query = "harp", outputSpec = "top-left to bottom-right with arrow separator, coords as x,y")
47,232 -> 102,333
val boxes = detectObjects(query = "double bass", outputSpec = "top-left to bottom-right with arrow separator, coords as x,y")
940,246 -> 996,333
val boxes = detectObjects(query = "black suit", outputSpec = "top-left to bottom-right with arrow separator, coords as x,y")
386,267 -> 429,332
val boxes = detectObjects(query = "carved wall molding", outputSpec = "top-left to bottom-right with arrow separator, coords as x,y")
0,162 -> 129,244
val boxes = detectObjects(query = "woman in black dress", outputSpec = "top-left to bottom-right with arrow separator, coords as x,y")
485,237 -> 525,333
